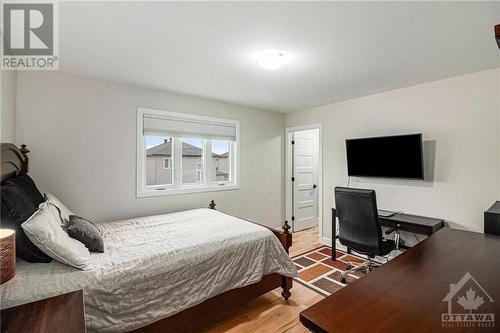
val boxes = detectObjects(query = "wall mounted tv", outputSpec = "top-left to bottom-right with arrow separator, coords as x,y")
346,134 -> 424,179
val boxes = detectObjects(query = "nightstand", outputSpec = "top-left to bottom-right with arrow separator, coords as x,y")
1,290 -> 85,333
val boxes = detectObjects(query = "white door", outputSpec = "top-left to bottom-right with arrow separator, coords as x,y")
292,129 -> 319,231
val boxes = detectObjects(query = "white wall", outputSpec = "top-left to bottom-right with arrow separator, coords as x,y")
16,71 -> 285,228
286,68 -> 500,242
1,70 -> 17,143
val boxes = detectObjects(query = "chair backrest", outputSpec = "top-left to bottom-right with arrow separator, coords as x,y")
334,187 -> 383,255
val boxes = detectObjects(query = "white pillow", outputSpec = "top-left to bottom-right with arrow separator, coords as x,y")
44,192 -> 74,225
22,203 -> 92,270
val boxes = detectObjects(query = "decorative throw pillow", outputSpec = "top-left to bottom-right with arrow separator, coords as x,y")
22,202 -> 92,270
5,172 -> 45,206
0,185 -> 52,263
66,215 -> 104,253
44,193 -> 74,225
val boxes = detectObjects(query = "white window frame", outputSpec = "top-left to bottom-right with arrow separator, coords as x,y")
195,163 -> 203,183
163,157 -> 172,169
211,140 -> 233,184
180,138 -> 205,185
137,107 -> 240,197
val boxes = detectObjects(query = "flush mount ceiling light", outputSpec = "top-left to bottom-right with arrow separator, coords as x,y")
253,49 -> 288,70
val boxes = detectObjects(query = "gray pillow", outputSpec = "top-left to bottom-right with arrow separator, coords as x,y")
66,215 -> 104,253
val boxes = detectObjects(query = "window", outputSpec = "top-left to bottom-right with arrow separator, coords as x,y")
182,138 -> 203,184
196,163 -> 203,183
137,108 -> 239,197
145,136 -> 173,186
211,140 -> 231,182
163,158 -> 172,169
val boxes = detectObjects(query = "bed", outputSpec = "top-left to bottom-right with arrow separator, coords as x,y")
0,143 -> 297,332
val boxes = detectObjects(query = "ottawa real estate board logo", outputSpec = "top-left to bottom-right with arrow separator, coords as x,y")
1,1 -> 58,70
442,272 -> 495,328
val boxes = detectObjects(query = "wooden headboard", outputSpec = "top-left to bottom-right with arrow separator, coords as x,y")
1,143 -> 30,184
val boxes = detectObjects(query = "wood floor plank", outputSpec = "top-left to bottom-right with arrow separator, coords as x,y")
290,227 -> 321,258
196,227 -> 324,333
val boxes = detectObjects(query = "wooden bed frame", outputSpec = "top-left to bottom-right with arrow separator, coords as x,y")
0,143 -> 293,333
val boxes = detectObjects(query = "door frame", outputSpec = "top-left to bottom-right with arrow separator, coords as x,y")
285,123 -> 323,238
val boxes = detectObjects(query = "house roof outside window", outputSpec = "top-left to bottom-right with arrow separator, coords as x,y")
146,140 -> 227,158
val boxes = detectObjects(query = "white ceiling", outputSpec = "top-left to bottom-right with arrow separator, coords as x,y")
60,1 -> 500,113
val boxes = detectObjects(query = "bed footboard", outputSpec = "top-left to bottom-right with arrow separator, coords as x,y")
132,274 -> 285,333
208,200 -> 293,300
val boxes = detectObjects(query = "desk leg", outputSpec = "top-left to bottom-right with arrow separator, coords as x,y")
332,210 -> 336,260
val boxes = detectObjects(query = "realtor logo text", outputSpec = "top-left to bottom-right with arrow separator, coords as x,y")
1,2 -> 58,70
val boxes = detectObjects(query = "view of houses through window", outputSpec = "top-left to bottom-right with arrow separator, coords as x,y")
181,138 -> 203,184
212,140 -> 230,182
146,136 -> 174,186
139,108 -> 239,196
145,136 -> 231,187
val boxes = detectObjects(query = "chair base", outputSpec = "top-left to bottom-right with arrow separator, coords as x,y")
340,257 -> 381,283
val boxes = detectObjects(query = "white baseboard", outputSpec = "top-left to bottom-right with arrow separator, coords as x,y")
320,237 -> 332,246
320,237 -> 350,252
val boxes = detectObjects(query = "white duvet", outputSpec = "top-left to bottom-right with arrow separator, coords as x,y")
0,208 -> 297,332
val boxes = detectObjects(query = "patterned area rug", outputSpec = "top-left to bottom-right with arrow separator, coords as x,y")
292,246 -> 375,296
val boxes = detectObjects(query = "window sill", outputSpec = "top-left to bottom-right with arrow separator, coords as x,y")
137,184 -> 240,198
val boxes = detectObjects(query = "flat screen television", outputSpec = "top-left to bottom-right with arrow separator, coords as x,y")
346,134 -> 424,179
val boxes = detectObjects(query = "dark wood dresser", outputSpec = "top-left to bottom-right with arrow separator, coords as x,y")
1,290 -> 85,333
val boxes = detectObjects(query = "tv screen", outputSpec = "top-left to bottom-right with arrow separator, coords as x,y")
346,134 -> 424,179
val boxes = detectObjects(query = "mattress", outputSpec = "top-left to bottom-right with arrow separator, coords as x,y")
0,208 -> 298,332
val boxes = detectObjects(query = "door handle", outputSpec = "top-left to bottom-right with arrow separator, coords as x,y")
313,184 -> 317,189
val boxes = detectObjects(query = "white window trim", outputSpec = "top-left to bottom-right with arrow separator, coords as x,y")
180,138 -> 204,185
163,157 -> 172,169
211,142 -> 234,185
137,107 -> 240,197
195,163 -> 203,183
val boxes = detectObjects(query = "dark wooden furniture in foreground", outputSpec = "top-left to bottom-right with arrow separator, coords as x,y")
0,229 -> 16,284
0,143 -> 293,333
331,207 -> 444,259
484,201 -> 500,235
300,228 -> 500,333
1,290 -> 85,333
1,143 -> 29,183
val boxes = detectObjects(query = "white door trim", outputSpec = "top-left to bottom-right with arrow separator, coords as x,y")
285,123 -> 323,240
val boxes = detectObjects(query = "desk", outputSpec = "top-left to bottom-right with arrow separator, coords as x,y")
300,228 -> 500,333
331,208 -> 444,259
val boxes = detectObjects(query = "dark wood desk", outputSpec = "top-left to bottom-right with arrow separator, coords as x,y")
300,228 -> 500,333
1,290 -> 85,333
331,208 -> 444,259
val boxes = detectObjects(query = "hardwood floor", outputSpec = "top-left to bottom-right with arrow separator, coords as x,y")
290,226 -> 321,257
197,226 -> 324,333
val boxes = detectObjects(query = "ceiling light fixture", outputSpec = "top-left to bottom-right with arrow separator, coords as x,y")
253,49 -> 288,70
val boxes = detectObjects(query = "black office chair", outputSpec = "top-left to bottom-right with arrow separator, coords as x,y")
334,187 -> 396,283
